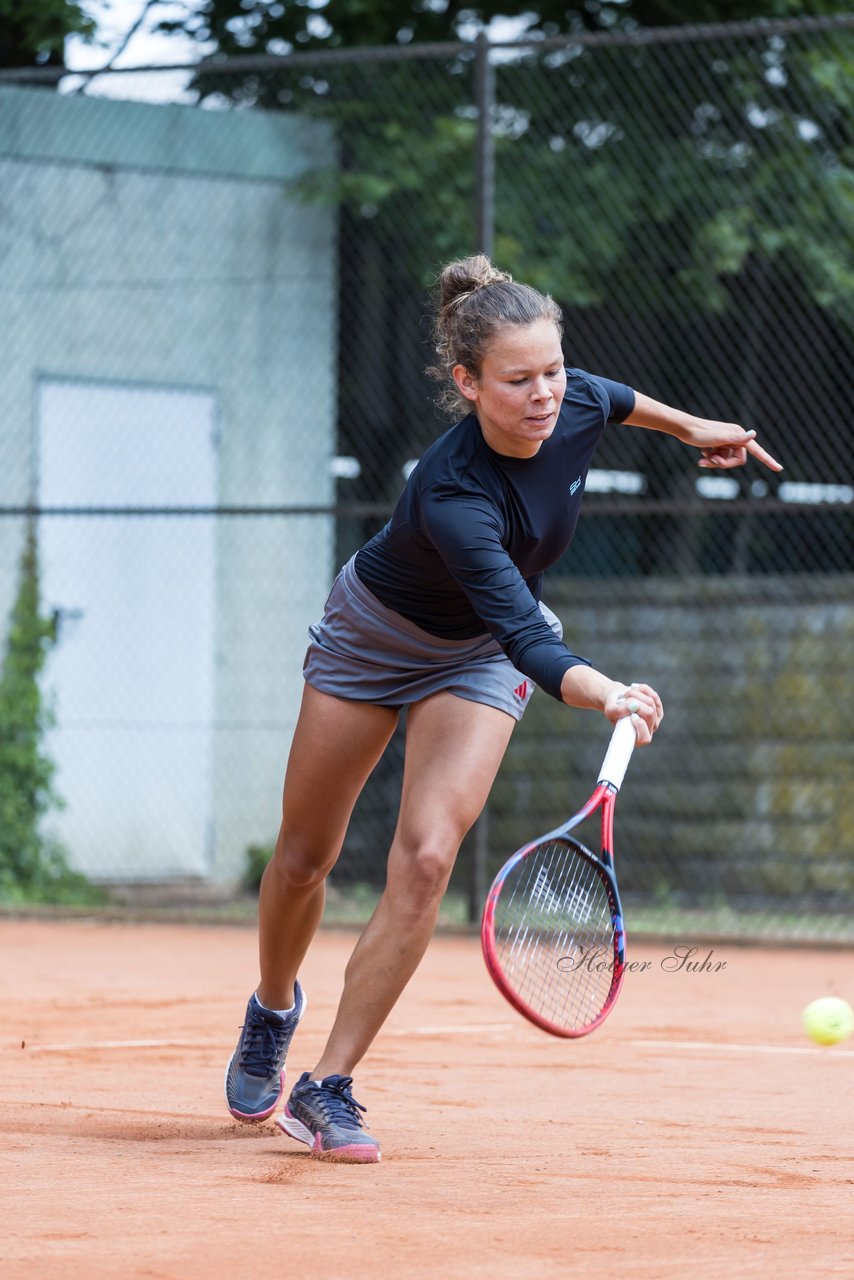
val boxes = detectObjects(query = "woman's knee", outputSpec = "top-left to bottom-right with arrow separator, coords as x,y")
388,833 -> 461,906
267,831 -> 337,891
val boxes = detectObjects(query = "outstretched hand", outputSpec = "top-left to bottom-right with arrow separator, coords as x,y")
625,395 -> 783,472
690,421 -> 783,472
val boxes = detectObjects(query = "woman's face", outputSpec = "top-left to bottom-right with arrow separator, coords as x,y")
453,319 -> 566,458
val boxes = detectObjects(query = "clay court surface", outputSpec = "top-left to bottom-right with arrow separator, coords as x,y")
2,919 -> 852,1279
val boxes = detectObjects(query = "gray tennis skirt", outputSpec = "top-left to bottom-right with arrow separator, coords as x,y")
302,555 -> 563,721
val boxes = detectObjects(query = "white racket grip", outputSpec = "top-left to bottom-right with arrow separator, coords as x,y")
597,715 -> 638,791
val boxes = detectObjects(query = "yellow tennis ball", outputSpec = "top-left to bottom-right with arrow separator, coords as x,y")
802,997 -> 854,1046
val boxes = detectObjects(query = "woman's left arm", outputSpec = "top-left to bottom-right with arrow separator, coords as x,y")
623,391 -> 783,473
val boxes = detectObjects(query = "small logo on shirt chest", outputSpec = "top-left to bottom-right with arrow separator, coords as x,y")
569,476 -> 582,496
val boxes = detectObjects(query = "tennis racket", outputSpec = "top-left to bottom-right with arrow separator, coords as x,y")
481,715 -> 637,1038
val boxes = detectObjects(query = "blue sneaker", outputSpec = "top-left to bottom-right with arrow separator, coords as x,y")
276,1072 -> 381,1163
224,984 -> 306,1122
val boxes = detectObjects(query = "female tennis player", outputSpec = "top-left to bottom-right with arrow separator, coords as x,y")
225,255 -> 782,1162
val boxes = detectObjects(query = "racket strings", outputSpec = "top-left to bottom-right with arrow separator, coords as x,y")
493,840 -> 619,1033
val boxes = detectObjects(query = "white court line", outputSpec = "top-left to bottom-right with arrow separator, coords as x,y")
15,1029 -> 854,1056
629,1038 -> 854,1059
19,1024 -> 517,1053
20,1038 -> 231,1053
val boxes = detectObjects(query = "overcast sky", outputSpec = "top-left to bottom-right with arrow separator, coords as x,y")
68,1 -> 207,69
63,1 -> 528,101
64,0 -> 211,100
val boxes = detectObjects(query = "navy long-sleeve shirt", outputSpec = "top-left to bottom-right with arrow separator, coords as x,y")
354,368 -> 635,701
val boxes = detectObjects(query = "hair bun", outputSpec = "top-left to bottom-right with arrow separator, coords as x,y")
438,255 -> 513,312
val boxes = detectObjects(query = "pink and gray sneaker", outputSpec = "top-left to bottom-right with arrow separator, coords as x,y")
225,984 -> 306,1122
277,1072 -> 381,1163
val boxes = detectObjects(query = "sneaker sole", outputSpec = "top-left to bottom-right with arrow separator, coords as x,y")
276,1113 -> 381,1163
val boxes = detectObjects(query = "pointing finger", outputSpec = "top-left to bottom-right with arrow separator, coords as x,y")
746,438 -> 784,472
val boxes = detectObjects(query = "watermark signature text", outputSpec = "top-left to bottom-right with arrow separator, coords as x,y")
556,944 -> 727,975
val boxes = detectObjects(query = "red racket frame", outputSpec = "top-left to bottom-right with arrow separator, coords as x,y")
480,780 -> 626,1038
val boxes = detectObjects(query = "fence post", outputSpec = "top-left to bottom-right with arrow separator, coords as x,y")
469,31 -> 496,922
474,30 -> 495,259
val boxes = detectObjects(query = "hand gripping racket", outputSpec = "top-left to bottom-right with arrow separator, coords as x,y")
481,715 -> 637,1038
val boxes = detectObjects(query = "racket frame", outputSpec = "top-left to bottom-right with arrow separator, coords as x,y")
481,717 -> 636,1038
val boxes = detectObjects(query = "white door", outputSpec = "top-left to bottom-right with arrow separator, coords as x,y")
37,378 -> 218,880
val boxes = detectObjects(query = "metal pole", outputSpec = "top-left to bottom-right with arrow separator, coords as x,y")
474,30 -> 495,259
469,32 -> 496,922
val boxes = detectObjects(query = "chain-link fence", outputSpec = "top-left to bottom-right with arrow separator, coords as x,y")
0,15 -> 852,938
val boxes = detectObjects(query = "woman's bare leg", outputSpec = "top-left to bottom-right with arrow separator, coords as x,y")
256,684 -> 399,1011
311,692 -> 515,1078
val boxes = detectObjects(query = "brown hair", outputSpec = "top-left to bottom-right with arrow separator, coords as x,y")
428,255 -> 563,417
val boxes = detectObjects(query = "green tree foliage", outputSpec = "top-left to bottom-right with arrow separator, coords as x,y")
161,0 -> 842,55
0,526 -> 101,903
150,0 -> 850,509
0,0 -> 94,70
489,23 -> 854,323
154,1 -> 854,499
157,1 -> 854,324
